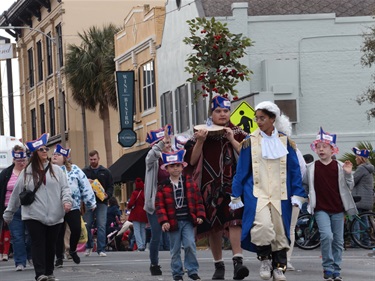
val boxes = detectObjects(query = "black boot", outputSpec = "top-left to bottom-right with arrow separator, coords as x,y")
272,249 -> 287,271
233,256 -> 249,280
212,261 -> 225,280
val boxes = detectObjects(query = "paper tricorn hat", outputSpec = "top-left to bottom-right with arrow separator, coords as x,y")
352,147 -> 370,158
310,127 -> 339,155
146,124 -> 172,146
25,133 -> 49,152
54,144 -> 71,158
160,149 -> 188,170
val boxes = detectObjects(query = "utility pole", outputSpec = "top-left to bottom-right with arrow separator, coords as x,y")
0,26 -> 66,146
0,67 -> 3,135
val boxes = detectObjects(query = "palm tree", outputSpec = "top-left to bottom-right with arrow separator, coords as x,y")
339,141 -> 375,169
65,24 -> 119,166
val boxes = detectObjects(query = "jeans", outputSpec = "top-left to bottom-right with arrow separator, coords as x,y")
160,231 -> 170,251
315,211 -> 344,274
25,220 -> 61,279
83,203 -> 107,253
147,212 -> 162,265
169,220 -> 199,278
133,221 -> 146,250
8,208 -> 32,267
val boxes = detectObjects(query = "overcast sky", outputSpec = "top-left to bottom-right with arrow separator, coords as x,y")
1,0 -> 22,139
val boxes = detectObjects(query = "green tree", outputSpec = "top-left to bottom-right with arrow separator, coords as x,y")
360,26 -> 375,120
65,24 -> 119,166
183,17 -> 253,115
339,141 -> 375,169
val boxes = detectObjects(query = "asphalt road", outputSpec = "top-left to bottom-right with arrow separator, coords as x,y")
0,247 -> 374,281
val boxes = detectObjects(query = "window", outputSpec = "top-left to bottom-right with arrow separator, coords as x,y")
55,24 -> 63,67
175,84 -> 190,133
161,91 -> 174,128
40,104 -> 45,133
36,41 -> 43,82
46,32 -> 53,75
191,83 -> 208,125
31,108 -> 36,140
142,61 -> 156,111
274,100 -> 298,123
28,48 -> 34,88
49,98 -> 56,136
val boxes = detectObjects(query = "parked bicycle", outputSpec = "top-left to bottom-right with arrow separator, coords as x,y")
295,210 -> 375,250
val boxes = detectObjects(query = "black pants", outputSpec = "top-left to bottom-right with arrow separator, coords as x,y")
25,220 -> 62,279
56,209 -> 81,259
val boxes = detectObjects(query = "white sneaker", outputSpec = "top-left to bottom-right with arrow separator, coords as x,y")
272,268 -> 286,281
98,252 -> 107,257
84,248 -> 92,257
16,265 -> 25,271
2,254 -> 8,261
260,259 -> 272,280
286,262 -> 295,271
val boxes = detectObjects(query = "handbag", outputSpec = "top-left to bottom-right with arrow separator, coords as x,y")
78,216 -> 88,244
19,164 -> 50,206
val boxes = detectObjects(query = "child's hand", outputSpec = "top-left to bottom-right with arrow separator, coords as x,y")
343,160 -> 353,174
162,222 -> 170,232
197,218 -> 203,224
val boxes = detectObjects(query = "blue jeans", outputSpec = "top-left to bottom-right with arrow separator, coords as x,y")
83,203 -> 107,253
169,220 -> 199,279
133,221 -> 146,250
315,211 -> 344,274
147,212 -> 162,265
8,208 -> 32,267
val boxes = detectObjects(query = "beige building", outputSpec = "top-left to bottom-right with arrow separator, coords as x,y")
0,0 -> 164,169
111,4 -> 166,201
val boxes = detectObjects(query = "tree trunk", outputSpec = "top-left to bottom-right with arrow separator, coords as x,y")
101,104 -> 113,167
81,105 -> 88,167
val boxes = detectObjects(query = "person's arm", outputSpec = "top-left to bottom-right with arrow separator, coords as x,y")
3,169 -> 24,223
58,167 -> 72,212
76,165 -> 97,210
342,160 -> 354,191
223,127 -> 242,154
105,169 -> 114,199
145,141 -> 164,168
353,166 -> 365,186
189,129 -> 208,166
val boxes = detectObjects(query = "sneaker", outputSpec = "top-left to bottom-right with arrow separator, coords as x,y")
260,259 -> 272,280
189,274 -> 201,280
272,268 -> 286,281
2,254 -> 8,261
333,273 -> 343,281
16,265 -> 25,271
150,264 -> 162,275
36,275 -> 48,281
286,262 -> 295,271
47,275 -> 56,281
173,276 -> 183,281
70,251 -> 81,264
98,252 -> 107,257
85,248 -> 92,257
324,270 -> 334,281
55,258 -> 63,268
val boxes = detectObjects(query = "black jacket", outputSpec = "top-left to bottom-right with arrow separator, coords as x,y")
82,165 -> 114,205
0,164 -> 15,220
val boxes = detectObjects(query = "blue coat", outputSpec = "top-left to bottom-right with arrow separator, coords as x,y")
232,134 -> 306,252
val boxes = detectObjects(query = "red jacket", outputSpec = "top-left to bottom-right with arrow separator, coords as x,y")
156,175 -> 206,232
127,188 -> 148,223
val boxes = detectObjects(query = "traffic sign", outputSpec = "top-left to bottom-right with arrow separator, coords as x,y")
118,129 -> 137,147
230,101 -> 258,134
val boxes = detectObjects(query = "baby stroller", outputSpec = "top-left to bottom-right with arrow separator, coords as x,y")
106,217 -> 123,251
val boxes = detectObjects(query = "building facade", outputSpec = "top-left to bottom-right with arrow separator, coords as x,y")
157,0 -> 375,157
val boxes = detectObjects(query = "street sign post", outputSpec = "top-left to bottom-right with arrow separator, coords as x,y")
118,128 -> 137,147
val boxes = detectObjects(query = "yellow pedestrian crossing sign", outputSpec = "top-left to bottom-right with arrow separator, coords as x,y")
230,101 -> 258,134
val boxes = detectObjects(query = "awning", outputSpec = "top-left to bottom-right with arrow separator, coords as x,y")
109,148 -> 150,183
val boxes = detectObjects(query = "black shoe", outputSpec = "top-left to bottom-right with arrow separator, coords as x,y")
70,251 -> 81,264
189,274 -> 201,280
173,276 -> 183,281
233,256 -> 249,280
212,261 -> 225,280
150,264 -> 162,275
54,258 -> 63,268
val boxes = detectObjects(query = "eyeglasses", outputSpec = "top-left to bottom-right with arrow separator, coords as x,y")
253,116 -> 268,123
37,147 -> 50,152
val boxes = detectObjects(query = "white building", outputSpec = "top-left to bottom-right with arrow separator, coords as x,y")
157,0 -> 375,157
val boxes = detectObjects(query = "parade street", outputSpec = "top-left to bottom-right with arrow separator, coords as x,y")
0,247 -> 374,281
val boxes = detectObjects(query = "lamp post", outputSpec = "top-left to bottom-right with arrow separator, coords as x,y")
0,25 -> 66,146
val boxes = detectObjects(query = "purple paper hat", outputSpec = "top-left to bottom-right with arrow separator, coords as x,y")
26,133 -> 49,152
146,124 -> 172,146
352,147 -> 370,158
160,149 -> 188,170
310,127 -> 339,155
173,135 -> 189,151
12,150 -> 26,159
211,95 -> 231,111
54,144 -> 71,158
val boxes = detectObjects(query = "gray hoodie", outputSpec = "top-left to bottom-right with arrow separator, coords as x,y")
3,161 -> 72,226
352,163 -> 375,211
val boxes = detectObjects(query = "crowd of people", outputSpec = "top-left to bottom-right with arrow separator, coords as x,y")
0,97 -> 374,281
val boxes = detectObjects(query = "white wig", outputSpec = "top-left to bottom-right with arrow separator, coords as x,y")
255,101 -> 292,136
